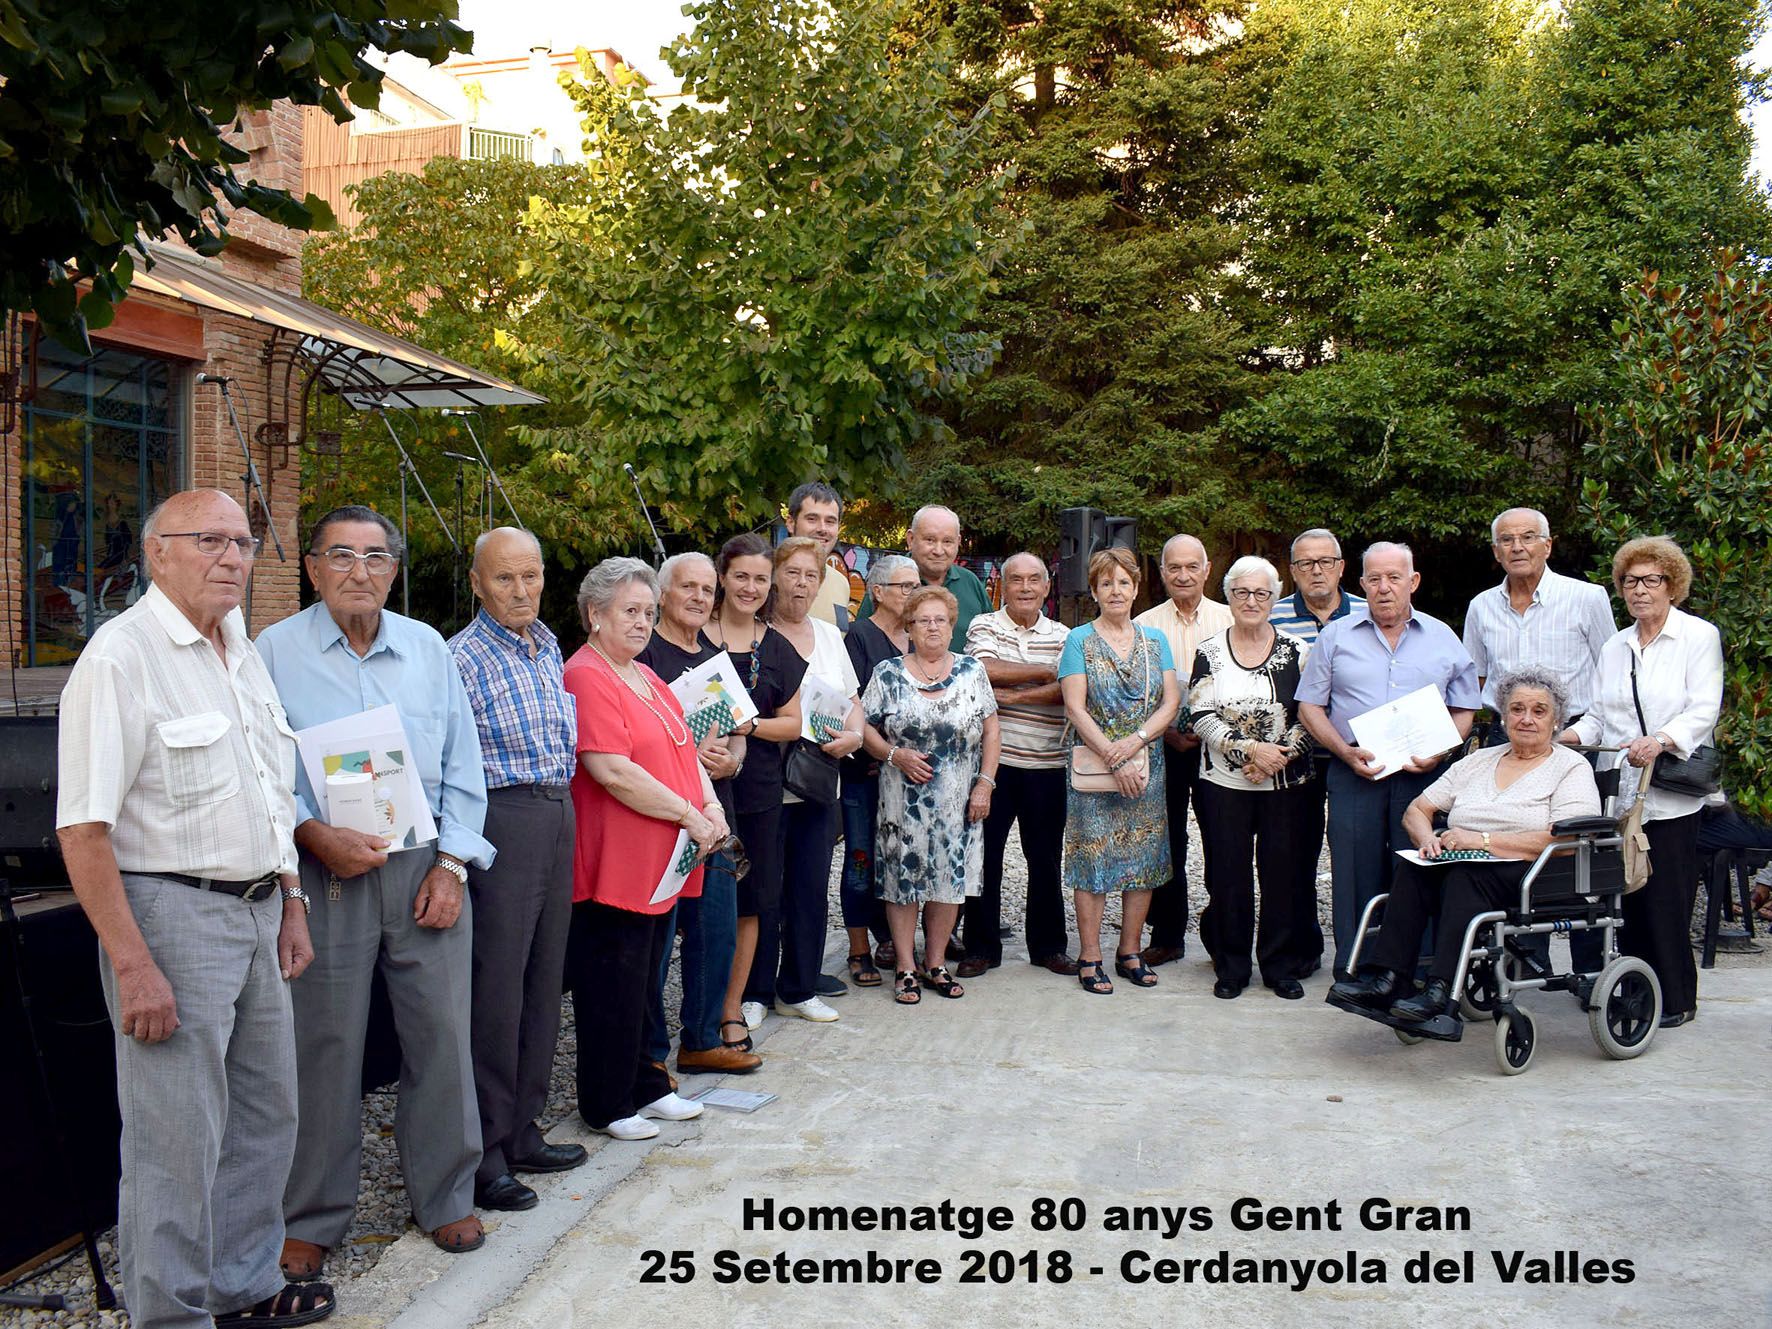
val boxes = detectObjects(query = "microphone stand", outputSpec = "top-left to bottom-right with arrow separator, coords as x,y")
375,411 -> 459,617
441,410 -> 524,529
199,379 -> 286,623
624,463 -> 667,568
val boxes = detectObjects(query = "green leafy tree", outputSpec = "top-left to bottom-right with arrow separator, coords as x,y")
1222,0 -> 1767,602
0,0 -> 471,343
1583,253 -> 1772,819
515,0 -> 1010,545
898,0 -> 1259,555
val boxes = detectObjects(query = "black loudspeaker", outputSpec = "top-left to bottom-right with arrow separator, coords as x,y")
1104,516 -> 1138,552
1058,507 -> 1105,595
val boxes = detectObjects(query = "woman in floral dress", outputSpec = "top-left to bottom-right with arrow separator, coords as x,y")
861,586 -> 1000,1005
1059,548 -> 1181,995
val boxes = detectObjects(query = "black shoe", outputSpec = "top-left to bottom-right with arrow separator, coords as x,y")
1269,978 -> 1305,1000
509,1142 -> 589,1174
1327,969 -> 1400,1009
1213,978 -> 1243,999
474,1174 -> 539,1211
1658,1009 -> 1696,1028
814,972 -> 848,998
1389,978 -> 1451,1023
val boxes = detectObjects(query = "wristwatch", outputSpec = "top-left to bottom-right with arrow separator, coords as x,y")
282,882 -> 312,915
433,853 -> 468,885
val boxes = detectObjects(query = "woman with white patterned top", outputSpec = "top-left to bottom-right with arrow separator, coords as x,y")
1189,555 -> 1320,1000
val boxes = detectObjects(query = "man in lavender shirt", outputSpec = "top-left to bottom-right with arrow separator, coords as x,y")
1297,542 -> 1481,979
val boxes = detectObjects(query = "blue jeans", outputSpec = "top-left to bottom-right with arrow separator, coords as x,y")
840,776 -> 887,938
645,851 -> 739,1059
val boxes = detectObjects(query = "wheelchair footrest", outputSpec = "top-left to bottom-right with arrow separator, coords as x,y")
1328,993 -> 1465,1042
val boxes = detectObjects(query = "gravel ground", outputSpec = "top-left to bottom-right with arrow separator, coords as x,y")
5,812 -> 1766,1326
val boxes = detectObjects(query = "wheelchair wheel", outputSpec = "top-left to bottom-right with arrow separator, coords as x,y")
1460,960 -> 1496,1020
1394,1027 -> 1424,1045
1588,956 -> 1661,1059
1493,1008 -> 1537,1075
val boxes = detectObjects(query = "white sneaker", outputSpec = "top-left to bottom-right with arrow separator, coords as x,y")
774,996 -> 839,1023
594,1114 -> 659,1140
642,1091 -> 704,1121
741,1000 -> 767,1030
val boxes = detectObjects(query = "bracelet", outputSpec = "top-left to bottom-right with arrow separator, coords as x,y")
1482,832 -> 1492,854
975,773 -> 997,789
678,797 -> 693,825
886,745 -> 899,770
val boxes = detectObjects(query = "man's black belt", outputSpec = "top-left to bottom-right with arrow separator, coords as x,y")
488,783 -> 571,800
159,871 -> 280,902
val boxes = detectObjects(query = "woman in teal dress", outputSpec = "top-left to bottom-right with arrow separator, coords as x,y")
1059,548 -> 1181,994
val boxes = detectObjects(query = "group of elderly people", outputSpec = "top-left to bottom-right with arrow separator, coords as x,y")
53,475 -> 1725,1329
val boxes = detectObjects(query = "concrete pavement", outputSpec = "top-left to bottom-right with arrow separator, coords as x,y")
340,948 -> 1771,1329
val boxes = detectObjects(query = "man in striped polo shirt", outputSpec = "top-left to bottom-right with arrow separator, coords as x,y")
959,552 -> 1078,975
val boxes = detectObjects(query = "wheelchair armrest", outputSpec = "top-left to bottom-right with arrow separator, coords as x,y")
1551,815 -> 1619,837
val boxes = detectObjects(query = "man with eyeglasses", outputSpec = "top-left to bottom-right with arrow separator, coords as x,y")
446,528 -> 587,1214
1268,528 -> 1367,967
56,489 -> 335,1327
257,505 -> 495,1275
960,552 -> 1077,976
1462,507 -> 1615,743
1133,533 -> 1233,967
1297,542 -> 1481,979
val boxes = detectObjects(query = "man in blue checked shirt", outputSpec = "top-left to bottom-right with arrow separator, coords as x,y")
257,505 -> 495,1274
448,527 -> 587,1212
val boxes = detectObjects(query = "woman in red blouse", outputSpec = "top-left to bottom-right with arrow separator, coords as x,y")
563,558 -> 728,1140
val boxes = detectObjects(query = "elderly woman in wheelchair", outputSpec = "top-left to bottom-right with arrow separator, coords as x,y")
1326,669 -> 1651,1069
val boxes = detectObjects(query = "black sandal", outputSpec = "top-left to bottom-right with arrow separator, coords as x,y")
920,965 -> 966,999
847,952 -> 883,987
1115,953 -> 1159,988
1077,961 -> 1114,995
719,1018 -> 754,1053
216,1282 -> 337,1327
894,970 -> 922,1005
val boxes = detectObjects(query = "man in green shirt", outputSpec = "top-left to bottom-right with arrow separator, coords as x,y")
859,504 -> 992,650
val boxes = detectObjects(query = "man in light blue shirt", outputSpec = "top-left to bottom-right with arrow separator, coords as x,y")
257,505 -> 495,1276
1297,542 -> 1481,978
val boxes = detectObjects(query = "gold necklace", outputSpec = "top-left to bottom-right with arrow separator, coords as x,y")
907,651 -> 953,689
589,641 -> 689,747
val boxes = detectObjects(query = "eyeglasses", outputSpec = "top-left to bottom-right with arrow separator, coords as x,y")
1228,587 -> 1274,603
1289,557 -> 1341,572
158,531 -> 261,558
698,833 -> 750,880
315,546 -> 398,575
883,581 -> 921,592
908,616 -> 951,629
1620,573 -> 1668,590
1494,534 -> 1546,549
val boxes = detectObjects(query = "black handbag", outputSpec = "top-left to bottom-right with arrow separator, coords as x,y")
1630,654 -> 1721,798
783,739 -> 841,805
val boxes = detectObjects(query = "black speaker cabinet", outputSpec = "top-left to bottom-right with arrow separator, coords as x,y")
1057,507 -> 1105,595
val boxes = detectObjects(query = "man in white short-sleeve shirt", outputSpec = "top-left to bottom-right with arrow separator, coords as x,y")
56,488 -> 328,1329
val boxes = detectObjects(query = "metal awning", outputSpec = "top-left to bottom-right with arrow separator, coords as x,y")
132,243 -> 548,410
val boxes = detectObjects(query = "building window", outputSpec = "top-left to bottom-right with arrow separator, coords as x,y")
19,340 -> 182,665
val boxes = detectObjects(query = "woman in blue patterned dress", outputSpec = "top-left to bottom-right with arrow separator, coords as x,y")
1060,548 -> 1181,994
861,586 -> 1001,1005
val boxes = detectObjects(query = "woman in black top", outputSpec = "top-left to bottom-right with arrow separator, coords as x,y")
841,554 -> 919,978
637,552 -> 759,1074
704,533 -> 805,1041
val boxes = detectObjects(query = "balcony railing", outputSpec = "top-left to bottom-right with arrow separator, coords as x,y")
467,127 -> 532,161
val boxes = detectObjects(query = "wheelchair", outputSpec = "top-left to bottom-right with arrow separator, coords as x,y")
1329,768 -> 1662,1075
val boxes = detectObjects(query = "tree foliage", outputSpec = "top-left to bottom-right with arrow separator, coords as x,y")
513,0 -> 1011,545
0,0 -> 471,343
897,0 -> 1260,555
1583,252 -> 1772,819
1220,0 -> 1767,598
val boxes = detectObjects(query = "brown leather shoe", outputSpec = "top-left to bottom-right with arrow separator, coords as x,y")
1031,953 -> 1081,976
648,1059 -> 679,1093
955,956 -> 991,978
1140,945 -> 1184,967
280,1237 -> 328,1282
431,1215 -> 485,1254
677,1044 -> 763,1075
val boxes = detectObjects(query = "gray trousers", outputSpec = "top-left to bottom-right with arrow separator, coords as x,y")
471,786 -> 574,1183
285,849 -> 480,1245
103,874 -> 295,1329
